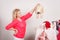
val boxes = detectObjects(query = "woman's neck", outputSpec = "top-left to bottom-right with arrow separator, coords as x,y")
17,17 -> 22,21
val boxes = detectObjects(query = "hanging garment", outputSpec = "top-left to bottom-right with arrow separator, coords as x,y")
35,28 -> 44,40
45,28 -> 57,40
35,22 -> 45,40
57,27 -> 60,40
44,21 -> 57,40
57,20 -> 60,40
57,20 -> 60,30
37,31 -> 45,40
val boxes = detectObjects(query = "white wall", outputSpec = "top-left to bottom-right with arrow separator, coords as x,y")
0,0 -> 60,40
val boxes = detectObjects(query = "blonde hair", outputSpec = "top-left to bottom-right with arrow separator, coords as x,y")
36,4 -> 44,14
12,9 -> 20,20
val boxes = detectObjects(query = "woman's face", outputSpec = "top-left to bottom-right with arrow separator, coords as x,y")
16,11 -> 21,17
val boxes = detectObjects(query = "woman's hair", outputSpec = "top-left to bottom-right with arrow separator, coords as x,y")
12,9 -> 20,20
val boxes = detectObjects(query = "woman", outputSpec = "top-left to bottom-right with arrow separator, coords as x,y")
6,4 -> 39,40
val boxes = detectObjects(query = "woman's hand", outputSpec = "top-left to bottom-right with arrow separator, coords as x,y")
9,28 -> 18,34
30,3 -> 40,14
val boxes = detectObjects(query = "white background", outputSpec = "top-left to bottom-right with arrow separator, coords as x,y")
0,0 -> 60,40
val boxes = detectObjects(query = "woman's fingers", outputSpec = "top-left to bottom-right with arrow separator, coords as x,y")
9,28 -> 18,34
14,29 -> 18,34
